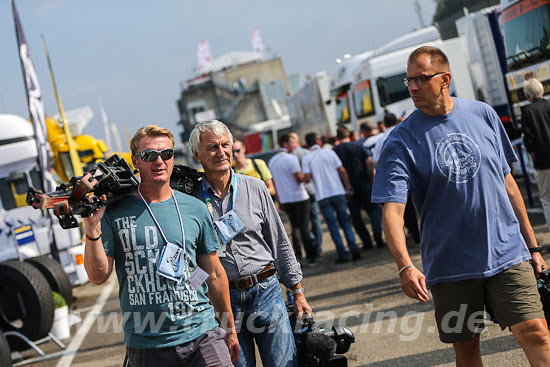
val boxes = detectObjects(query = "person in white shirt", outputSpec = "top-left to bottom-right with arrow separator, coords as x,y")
289,132 -> 324,255
269,134 -> 321,266
302,132 -> 361,263
372,113 -> 398,164
360,122 -> 384,153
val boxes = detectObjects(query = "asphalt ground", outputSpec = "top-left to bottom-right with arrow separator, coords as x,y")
12,178 -> 550,367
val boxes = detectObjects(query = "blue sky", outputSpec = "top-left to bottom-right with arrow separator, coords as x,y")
0,0 -> 436,148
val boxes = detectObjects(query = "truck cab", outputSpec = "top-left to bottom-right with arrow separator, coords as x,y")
0,114 -> 87,286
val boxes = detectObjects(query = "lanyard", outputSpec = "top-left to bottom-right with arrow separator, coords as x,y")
138,186 -> 186,263
202,173 -> 238,218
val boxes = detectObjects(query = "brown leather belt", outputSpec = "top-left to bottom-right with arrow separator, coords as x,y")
229,265 -> 277,290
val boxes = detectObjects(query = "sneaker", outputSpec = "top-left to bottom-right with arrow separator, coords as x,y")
314,257 -> 328,264
306,260 -> 321,268
351,251 -> 361,261
335,257 -> 350,264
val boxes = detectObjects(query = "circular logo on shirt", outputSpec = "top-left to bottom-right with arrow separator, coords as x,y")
435,133 -> 481,183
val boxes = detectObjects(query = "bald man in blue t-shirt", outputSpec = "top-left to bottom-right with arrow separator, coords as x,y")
372,46 -> 550,366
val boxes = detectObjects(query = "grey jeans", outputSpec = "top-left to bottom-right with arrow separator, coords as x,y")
125,326 -> 232,367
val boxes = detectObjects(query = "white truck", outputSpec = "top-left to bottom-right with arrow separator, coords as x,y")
320,26 -> 474,134
329,50 -> 373,131
348,26 -> 475,131
0,114 -> 87,286
0,114 -> 88,358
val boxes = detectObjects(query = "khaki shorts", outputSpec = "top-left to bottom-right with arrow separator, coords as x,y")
430,261 -> 544,343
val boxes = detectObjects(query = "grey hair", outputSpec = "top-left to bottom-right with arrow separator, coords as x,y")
523,78 -> 544,101
189,120 -> 234,154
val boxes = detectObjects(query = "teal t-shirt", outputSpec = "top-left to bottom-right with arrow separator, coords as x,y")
101,190 -> 220,348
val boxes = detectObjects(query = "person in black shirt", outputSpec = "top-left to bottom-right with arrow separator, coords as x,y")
333,126 -> 385,249
522,78 -> 550,231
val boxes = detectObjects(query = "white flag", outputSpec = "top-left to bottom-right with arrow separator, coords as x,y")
251,27 -> 264,53
196,40 -> 212,74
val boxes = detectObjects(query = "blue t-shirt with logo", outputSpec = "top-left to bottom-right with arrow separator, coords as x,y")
101,190 -> 219,348
372,98 -> 531,287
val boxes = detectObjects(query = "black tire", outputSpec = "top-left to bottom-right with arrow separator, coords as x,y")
0,331 -> 12,367
0,260 -> 54,350
25,256 -> 73,308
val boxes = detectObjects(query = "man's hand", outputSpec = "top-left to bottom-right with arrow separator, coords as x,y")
83,194 -> 107,234
531,252 -> 548,278
224,331 -> 240,364
400,267 -> 429,302
81,173 -> 106,230
293,293 -> 313,319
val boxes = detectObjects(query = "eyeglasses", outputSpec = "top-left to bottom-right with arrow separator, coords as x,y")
402,72 -> 445,87
233,149 -> 242,154
138,148 -> 174,162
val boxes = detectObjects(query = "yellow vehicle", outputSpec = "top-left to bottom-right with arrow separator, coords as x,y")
45,117 -> 132,182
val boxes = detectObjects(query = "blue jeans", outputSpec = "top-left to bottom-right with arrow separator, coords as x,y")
309,196 -> 323,255
318,195 -> 360,259
230,275 -> 297,367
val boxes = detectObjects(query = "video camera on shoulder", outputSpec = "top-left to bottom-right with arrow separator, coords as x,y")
27,156 -> 204,229
170,164 -> 203,195
27,154 -> 140,228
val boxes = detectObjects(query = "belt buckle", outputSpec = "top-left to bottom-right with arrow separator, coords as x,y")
252,273 -> 259,285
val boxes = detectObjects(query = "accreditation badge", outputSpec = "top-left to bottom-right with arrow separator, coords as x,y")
214,209 -> 244,244
157,242 -> 185,283
187,267 -> 210,289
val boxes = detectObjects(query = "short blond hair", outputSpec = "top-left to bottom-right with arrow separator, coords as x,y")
130,125 -> 174,155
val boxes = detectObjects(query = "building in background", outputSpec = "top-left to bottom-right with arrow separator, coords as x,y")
176,52 -> 291,147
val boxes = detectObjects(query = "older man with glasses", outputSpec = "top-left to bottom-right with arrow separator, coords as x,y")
372,46 -> 550,366
83,124 -> 239,367
190,120 -> 311,367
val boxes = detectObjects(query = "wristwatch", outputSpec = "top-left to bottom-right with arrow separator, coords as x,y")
291,288 -> 304,295
529,247 -> 542,254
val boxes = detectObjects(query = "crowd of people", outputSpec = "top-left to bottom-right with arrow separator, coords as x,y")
264,124 -> 401,265
82,45 -> 550,366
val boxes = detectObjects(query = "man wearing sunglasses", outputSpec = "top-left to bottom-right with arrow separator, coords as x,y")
189,120 -> 310,367
83,125 -> 239,366
372,46 -> 550,366
232,139 -> 276,197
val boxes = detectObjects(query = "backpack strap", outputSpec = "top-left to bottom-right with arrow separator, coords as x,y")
251,159 -> 264,181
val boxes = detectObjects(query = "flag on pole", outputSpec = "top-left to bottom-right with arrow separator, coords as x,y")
196,40 -> 212,74
13,0 -> 58,260
251,27 -> 264,53
12,0 -> 54,192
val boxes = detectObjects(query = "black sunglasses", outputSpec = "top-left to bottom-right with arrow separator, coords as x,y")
138,148 -> 174,162
233,149 -> 242,154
